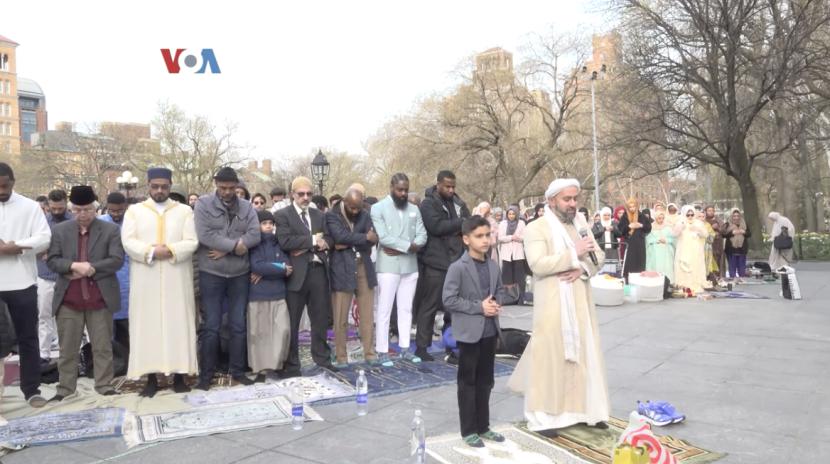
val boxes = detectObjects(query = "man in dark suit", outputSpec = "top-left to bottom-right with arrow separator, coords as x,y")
275,176 -> 336,375
47,186 -> 124,401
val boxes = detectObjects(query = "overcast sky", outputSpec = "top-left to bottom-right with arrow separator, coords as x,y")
3,0 -> 608,161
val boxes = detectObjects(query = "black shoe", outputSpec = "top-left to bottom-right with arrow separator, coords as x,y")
588,421 -> 609,429
277,369 -> 302,379
48,394 -> 67,403
194,380 -> 211,391
536,428 -> 560,439
101,390 -> 118,396
39,358 -> 56,372
232,375 -> 255,386
444,352 -> 459,365
254,373 -> 267,383
415,348 -> 434,362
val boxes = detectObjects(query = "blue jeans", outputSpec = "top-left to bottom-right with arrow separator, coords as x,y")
199,272 -> 249,380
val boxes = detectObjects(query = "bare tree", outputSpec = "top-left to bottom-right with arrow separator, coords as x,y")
152,101 -> 247,194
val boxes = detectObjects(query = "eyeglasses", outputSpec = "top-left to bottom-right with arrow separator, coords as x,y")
686,213 -> 694,217
295,192 -> 313,197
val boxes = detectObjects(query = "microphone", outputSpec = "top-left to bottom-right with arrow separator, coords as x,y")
578,228 -> 598,266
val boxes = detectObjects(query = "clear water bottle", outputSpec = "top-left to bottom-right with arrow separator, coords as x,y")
291,382 -> 304,430
410,410 -> 426,463
356,369 -> 368,416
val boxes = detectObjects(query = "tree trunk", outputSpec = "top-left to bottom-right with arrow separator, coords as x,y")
736,174 -> 764,254
798,133 -> 818,232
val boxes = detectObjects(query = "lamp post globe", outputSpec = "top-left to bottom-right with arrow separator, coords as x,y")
311,149 -> 330,195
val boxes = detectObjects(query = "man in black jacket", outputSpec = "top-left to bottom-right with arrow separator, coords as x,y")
414,171 -> 470,361
326,188 -> 378,367
274,176 -> 337,375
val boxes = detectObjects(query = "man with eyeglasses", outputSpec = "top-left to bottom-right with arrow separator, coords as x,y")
122,168 -> 200,397
0,162 -> 51,408
274,176 -> 336,375
193,167 -> 261,389
47,186 -> 123,401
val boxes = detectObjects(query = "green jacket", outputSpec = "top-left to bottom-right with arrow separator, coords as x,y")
370,196 -> 427,275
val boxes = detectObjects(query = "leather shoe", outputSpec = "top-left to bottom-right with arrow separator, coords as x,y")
317,362 -> 339,373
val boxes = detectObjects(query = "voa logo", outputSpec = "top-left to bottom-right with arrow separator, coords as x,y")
161,49 -> 221,74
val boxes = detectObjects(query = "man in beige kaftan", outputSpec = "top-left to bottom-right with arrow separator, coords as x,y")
121,168 -> 199,396
507,178 -> 609,435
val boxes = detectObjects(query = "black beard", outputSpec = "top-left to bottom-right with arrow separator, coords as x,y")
555,208 -> 575,223
393,195 -> 408,209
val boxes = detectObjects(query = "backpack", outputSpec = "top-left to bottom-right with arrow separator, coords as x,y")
496,328 -> 531,357
774,227 -> 794,250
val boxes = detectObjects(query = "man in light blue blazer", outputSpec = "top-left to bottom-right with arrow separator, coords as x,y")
370,173 -> 427,364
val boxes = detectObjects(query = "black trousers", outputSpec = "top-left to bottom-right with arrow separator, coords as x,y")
501,259 -> 527,301
0,285 -> 41,398
284,263 -> 332,372
457,335 -> 497,437
112,318 -> 130,377
415,266 -> 447,350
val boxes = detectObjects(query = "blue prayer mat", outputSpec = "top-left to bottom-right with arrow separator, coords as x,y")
0,407 -> 124,448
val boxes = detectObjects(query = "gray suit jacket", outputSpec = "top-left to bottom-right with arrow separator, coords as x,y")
47,218 -> 124,315
442,251 -> 505,343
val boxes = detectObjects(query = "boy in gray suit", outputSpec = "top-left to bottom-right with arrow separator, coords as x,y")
442,216 -> 506,447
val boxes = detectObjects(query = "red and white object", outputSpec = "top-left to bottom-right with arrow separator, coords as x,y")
618,411 -> 677,464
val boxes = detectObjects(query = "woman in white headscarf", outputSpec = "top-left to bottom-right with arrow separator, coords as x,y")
768,212 -> 795,269
723,209 -> 751,280
673,205 -> 709,292
665,203 -> 681,227
591,207 -> 622,262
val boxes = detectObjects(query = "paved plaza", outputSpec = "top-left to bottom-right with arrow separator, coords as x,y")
2,262 -> 828,463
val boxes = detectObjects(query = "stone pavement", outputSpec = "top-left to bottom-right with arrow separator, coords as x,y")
3,262 -> 828,463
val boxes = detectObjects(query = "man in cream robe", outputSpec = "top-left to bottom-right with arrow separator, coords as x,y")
121,168 -> 198,397
508,178 -> 609,435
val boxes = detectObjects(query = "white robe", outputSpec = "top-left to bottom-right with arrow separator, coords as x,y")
122,199 -> 199,379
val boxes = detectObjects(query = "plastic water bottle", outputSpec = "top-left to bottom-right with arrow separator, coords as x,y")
410,410 -> 426,463
291,382 -> 304,430
356,369 -> 368,416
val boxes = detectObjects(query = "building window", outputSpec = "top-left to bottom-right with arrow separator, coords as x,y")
0,54 -> 8,72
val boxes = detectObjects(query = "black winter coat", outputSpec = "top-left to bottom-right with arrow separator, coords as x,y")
419,185 -> 471,271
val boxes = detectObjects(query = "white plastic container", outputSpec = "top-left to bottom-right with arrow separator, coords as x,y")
628,273 -> 664,302
591,275 -> 625,306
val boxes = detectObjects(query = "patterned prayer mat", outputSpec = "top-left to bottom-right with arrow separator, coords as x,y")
317,357 -> 516,401
123,396 -> 321,447
707,291 -> 769,299
517,417 -> 725,464
0,408 -> 124,451
426,424 -> 590,464
184,373 -> 354,407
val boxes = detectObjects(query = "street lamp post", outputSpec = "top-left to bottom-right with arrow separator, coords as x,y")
116,170 -> 139,199
588,70 -> 601,213
310,149 -> 330,196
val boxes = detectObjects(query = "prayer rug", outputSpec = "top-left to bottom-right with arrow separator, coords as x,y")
517,417 -> 725,464
707,291 -> 769,299
184,373 -> 354,407
316,357 -> 516,400
0,408 -> 124,451
426,423 -> 591,464
123,396 -> 321,447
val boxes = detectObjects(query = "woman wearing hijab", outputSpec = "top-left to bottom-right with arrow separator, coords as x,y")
665,203 -> 680,227
768,212 -> 795,269
613,205 -> 628,260
592,207 -> 622,262
697,209 -> 719,283
618,198 -> 652,282
645,210 -> 676,282
498,206 -> 527,303
674,205 -> 709,292
723,209 -> 751,281
578,207 -> 590,224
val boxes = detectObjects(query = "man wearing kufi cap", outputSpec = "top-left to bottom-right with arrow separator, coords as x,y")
47,185 -> 124,401
121,167 -> 200,396
507,178 -> 610,434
